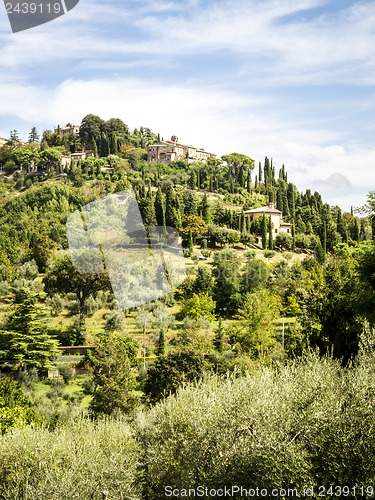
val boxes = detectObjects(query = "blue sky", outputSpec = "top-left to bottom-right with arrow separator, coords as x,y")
1,0 -> 375,210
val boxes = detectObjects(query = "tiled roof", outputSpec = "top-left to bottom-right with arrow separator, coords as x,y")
244,205 -> 282,214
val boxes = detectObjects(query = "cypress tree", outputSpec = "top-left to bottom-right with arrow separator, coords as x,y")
292,221 -> 296,252
92,138 -> 98,158
258,162 -> 262,182
261,214 -> 267,249
287,184 -> 295,220
255,175 -> 258,189
372,216 -> 375,242
188,229 -> 193,254
276,187 -> 283,211
268,215 -> 273,250
213,319 -> 224,352
337,208 -> 346,239
315,239 -> 325,264
165,185 -> 180,228
157,330 -> 165,356
189,170 -> 197,190
200,194 -> 211,224
247,170 -> 252,193
110,133 -> 118,155
323,221 -> 327,254
240,209 -> 245,233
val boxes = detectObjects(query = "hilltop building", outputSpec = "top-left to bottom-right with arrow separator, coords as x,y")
147,135 -> 216,164
0,137 -> 7,148
54,125 -> 80,137
241,203 -> 292,244
61,150 -> 95,170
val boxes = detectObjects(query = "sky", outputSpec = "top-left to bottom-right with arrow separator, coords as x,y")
0,0 -> 374,211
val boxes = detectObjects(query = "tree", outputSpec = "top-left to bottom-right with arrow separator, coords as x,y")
180,215 -> 206,242
200,194 -> 211,224
233,290 -> 281,358
144,348 -> 206,403
87,332 -> 139,415
213,250 -> 242,315
261,214 -> 267,249
165,185 -> 181,228
0,378 -> 39,434
275,232 -> 293,250
121,147 -> 147,168
0,290 -> 59,369
79,114 -> 105,149
39,148 -> 61,171
43,255 -> 110,331
221,153 -> 255,182
268,215 -> 273,250
8,130 -> 20,146
32,234 -> 57,272
180,292 -> 216,322
28,127 -> 39,143
154,186 -> 166,226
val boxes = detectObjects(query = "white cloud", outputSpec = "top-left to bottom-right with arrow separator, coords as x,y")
0,75 -> 373,210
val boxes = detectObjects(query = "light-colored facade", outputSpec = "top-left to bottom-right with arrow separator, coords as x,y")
147,135 -> 215,164
0,137 -> 7,148
54,125 -> 80,137
61,150 -> 95,170
241,203 -> 292,242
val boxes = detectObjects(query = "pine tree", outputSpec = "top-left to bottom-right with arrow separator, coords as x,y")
0,290 -> 59,369
28,127 -> 39,143
154,187 -> 166,226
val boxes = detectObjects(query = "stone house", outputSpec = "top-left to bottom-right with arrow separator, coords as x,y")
147,135 -> 216,164
241,203 -> 292,244
54,125 -> 80,137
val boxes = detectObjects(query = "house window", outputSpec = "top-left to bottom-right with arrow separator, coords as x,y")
275,229 -> 278,234
287,229 -> 290,233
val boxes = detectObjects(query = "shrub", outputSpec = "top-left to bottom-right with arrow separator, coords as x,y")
0,417 -> 142,499
135,350 -> 375,498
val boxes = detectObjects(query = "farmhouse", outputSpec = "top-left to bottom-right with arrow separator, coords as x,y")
241,203 -> 292,244
54,125 -> 80,137
147,135 -> 216,164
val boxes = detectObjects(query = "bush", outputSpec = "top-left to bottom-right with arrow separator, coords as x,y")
57,363 -> 74,384
275,232 -> 293,250
144,348 -> 207,404
46,293 -> 65,316
135,351 -> 375,498
0,417 -> 142,499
